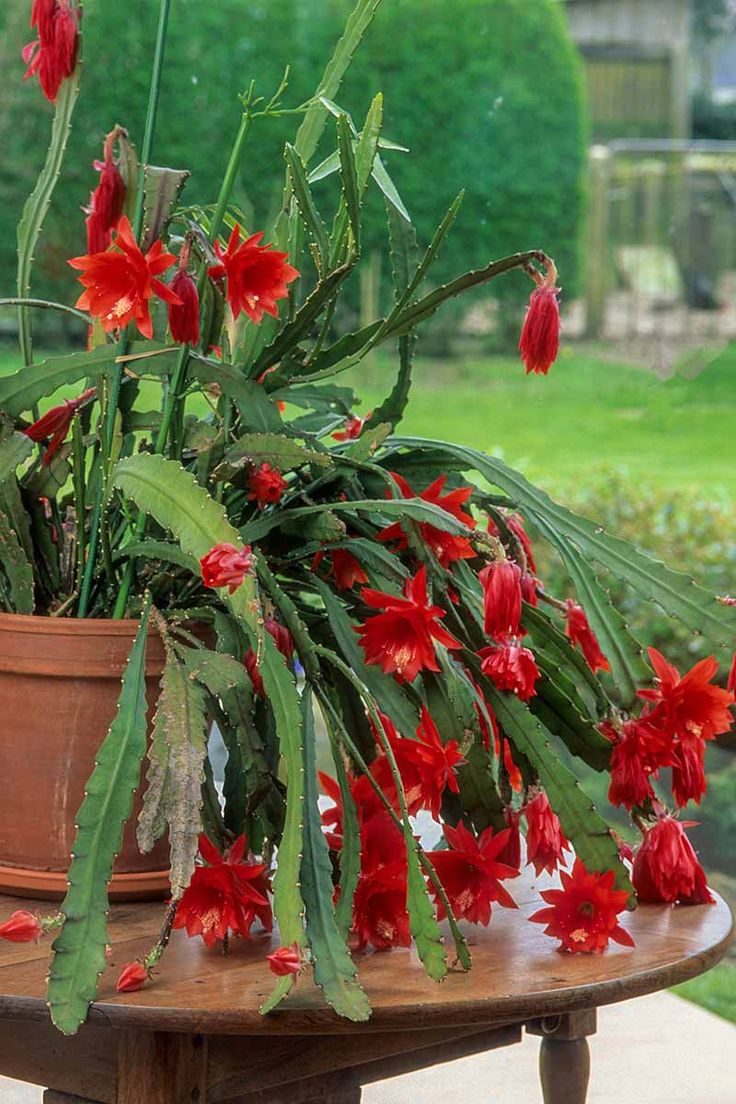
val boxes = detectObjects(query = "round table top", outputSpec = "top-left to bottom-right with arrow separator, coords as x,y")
0,873 -> 731,1036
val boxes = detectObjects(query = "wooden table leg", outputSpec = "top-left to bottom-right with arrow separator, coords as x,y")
527,1009 -> 597,1104
116,1030 -> 208,1104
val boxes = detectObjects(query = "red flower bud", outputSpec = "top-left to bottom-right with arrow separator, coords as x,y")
267,942 -> 302,977
116,961 -> 150,992
565,600 -> 610,674
518,258 -> 560,376
479,559 -> 523,639
200,542 -> 254,593
633,815 -> 714,906
24,386 -> 96,466
0,910 -> 43,943
22,0 -> 79,103
168,268 -> 200,345
84,130 -> 126,254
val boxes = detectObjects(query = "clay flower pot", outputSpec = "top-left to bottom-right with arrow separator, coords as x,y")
0,613 -> 170,901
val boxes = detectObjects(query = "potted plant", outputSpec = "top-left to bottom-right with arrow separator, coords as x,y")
0,0 -> 733,1036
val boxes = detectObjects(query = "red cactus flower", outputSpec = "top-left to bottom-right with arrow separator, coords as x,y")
22,0 -> 79,103
564,600 -> 610,674
247,462 -> 288,507
639,648 -> 734,744
370,707 -> 465,820
428,820 -> 518,926
378,472 -> 476,568
168,268 -> 200,346
479,640 -> 540,701
523,788 -> 572,876
116,961 -> 150,993
332,413 -> 369,441
84,128 -> 126,254
632,814 -> 714,906
69,216 -> 180,339
600,717 -> 662,811
479,559 -> 523,639
0,909 -> 43,943
200,542 -> 254,593
352,813 -> 410,951
24,386 -> 95,466
498,808 -> 522,870
313,548 -> 368,592
356,566 -> 462,683
670,738 -> 708,808
267,942 -> 302,978
173,833 -> 271,948
530,858 -> 634,954
208,225 -> 298,324
518,259 -> 560,376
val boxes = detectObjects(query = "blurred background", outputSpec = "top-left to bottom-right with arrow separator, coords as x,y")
0,0 -> 734,1023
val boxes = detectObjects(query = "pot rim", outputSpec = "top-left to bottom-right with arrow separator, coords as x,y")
0,610 -> 148,636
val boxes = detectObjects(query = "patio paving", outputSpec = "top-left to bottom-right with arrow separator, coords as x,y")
1,991 -> 734,1102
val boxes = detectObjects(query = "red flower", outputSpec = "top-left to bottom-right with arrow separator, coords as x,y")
379,473 -> 476,568
247,462 -> 287,507
267,942 -> 302,977
200,542 -> 254,593
565,600 -> 610,674
479,559 -> 523,639
428,821 -> 518,926
168,268 -> 200,346
22,0 -> 79,103
632,814 -> 714,906
498,807 -> 522,870
639,648 -> 734,744
601,717 -> 661,811
313,548 -> 368,591
116,961 -> 149,993
523,788 -> 572,876
479,641 -> 540,701
518,260 -> 560,376
208,225 -> 298,324
69,216 -> 180,339
84,130 -> 126,254
24,386 -> 95,466
356,566 -> 462,683
173,834 -> 271,948
370,707 -> 465,820
352,813 -> 410,951
670,739 -> 708,808
244,617 -> 294,698
332,413 -> 369,442
0,909 -> 42,943
530,858 -> 634,954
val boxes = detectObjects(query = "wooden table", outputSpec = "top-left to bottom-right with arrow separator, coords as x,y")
0,876 -> 731,1104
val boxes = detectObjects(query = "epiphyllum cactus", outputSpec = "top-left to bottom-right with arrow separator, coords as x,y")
1,0 -> 734,1038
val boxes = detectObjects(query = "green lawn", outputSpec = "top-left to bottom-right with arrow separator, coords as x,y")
1,340 -> 734,495
674,964 -> 736,1025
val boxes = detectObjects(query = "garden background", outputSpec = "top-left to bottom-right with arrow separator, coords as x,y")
1,0 -> 734,1023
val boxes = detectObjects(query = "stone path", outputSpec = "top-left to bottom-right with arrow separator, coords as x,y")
2,991 -> 734,1102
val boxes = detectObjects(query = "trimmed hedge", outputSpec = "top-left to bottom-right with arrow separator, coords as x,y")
0,0 -> 585,333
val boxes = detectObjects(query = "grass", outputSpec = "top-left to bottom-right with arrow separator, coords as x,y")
673,964 -> 736,1025
1,338 -> 734,495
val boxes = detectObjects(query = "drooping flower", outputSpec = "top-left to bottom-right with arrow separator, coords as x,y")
428,821 -> 518,926
352,812 -> 410,951
267,942 -> 303,978
518,258 -> 560,376
639,648 -> 734,744
564,600 -> 610,674
22,0 -> 79,103
670,738 -> 708,808
378,473 -> 476,568
479,641 -> 540,701
523,788 -> 572,876
200,542 -> 254,593
247,462 -> 288,507
479,559 -> 523,639
332,413 -> 369,442
0,909 -> 43,943
600,716 -> 667,811
84,129 -> 127,254
243,617 -> 294,698
356,566 -> 462,683
24,386 -> 95,466
530,858 -> 634,954
208,225 -> 298,324
632,814 -> 714,906
312,547 -> 368,592
168,268 -> 200,346
69,216 -> 180,339
116,961 -> 150,993
381,706 -> 465,820
173,833 -> 272,949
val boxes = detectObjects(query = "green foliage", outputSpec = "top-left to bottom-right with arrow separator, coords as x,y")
48,599 -> 153,1035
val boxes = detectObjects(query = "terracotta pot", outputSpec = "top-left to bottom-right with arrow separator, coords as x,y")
0,613 -> 170,901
